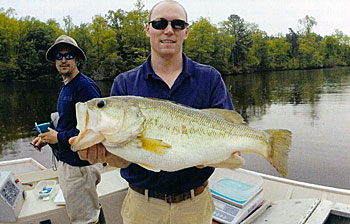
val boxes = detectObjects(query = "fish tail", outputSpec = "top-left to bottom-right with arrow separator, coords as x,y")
265,129 -> 292,178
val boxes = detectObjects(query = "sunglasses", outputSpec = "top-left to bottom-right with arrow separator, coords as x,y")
55,53 -> 75,60
148,18 -> 189,30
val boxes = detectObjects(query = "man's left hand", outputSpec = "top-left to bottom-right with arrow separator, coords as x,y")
38,128 -> 58,144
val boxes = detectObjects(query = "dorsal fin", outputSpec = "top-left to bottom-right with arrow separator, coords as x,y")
146,96 -> 246,124
203,109 -> 246,124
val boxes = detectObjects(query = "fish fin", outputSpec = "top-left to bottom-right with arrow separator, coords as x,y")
137,162 -> 161,172
265,129 -> 292,178
139,137 -> 171,155
207,154 -> 245,169
203,109 -> 246,124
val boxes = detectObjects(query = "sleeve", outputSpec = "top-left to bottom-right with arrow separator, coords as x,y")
77,81 -> 102,102
57,81 -> 102,150
209,68 -> 235,110
56,124 -> 80,152
110,74 -> 127,96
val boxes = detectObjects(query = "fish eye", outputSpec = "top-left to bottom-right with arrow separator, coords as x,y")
97,100 -> 105,108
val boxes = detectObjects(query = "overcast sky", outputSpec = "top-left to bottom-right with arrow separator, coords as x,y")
1,0 -> 350,36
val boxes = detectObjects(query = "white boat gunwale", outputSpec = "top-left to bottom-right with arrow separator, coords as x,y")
1,159 -> 350,224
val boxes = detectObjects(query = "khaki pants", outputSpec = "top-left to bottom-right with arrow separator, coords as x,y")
58,161 -> 102,224
121,185 -> 215,224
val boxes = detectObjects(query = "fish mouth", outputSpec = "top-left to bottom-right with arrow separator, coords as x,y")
71,102 -> 88,151
71,102 -> 104,151
71,129 -> 104,151
75,102 -> 88,134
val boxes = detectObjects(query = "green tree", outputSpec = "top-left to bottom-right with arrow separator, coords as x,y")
185,17 -> 217,65
286,28 -> 299,58
220,14 -> 252,73
90,15 -> 108,66
70,23 -> 93,74
246,26 -> 269,71
17,17 -> 58,80
89,15 -> 122,80
322,30 -> 349,67
297,16 -> 323,68
229,15 -> 251,66
285,28 -> 300,69
298,15 -> 317,34
334,30 -> 350,65
2,2 -> 350,81
63,15 -> 74,35
211,30 -> 230,74
215,21 -> 236,74
119,0 -> 149,70
298,33 -> 323,68
0,8 -> 21,80
106,9 -> 127,73
267,35 -> 290,70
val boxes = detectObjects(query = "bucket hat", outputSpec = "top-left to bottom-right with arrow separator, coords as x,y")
46,35 -> 87,62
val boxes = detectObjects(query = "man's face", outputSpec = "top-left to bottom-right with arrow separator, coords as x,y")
55,48 -> 78,77
145,1 -> 189,58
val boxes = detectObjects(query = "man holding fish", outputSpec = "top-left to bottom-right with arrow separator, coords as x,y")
74,1 -> 233,223
71,0 -> 290,224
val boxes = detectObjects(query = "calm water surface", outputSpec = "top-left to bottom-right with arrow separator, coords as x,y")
0,68 -> 349,189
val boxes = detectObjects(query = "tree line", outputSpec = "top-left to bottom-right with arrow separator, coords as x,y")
1,0 -> 350,82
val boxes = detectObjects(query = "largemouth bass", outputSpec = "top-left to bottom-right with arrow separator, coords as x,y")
71,96 -> 292,177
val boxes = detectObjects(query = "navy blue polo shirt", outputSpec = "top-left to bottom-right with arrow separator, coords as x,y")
111,54 -> 234,194
56,73 -> 102,166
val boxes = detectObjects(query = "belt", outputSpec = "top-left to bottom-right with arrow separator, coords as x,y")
129,180 -> 208,203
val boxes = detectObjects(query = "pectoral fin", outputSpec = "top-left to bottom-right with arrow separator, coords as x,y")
208,154 -> 245,169
139,137 -> 171,155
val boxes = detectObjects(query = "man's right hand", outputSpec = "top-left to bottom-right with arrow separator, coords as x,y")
68,137 -> 131,168
31,136 -> 48,151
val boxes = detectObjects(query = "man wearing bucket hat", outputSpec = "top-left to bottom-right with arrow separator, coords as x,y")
32,35 -> 105,224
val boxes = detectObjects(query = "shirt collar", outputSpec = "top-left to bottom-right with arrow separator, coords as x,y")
142,53 -> 194,80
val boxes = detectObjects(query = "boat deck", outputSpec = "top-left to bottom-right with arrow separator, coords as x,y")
1,167 -> 127,224
210,168 -> 350,205
1,165 -> 350,224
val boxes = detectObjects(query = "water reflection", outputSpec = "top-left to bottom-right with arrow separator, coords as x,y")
224,67 -> 350,122
0,80 -> 113,158
224,67 -> 350,189
1,68 -> 350,189
0,81 -> 59,157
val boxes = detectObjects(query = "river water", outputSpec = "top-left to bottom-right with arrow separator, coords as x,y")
0,67 -> 349,189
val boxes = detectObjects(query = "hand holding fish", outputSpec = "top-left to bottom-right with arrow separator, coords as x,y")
69,137 -> 131,168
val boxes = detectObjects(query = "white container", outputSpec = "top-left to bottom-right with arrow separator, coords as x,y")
33,180 -> 56,199
210,169 -> 263,205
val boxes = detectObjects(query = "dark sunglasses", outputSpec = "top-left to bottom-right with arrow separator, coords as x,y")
55,53 -> 75,60
148,18 -> 189,30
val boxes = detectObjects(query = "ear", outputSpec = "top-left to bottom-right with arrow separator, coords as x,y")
75,58 -> 80,66
145,23 -> 150,37
183,26 -> 189,40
